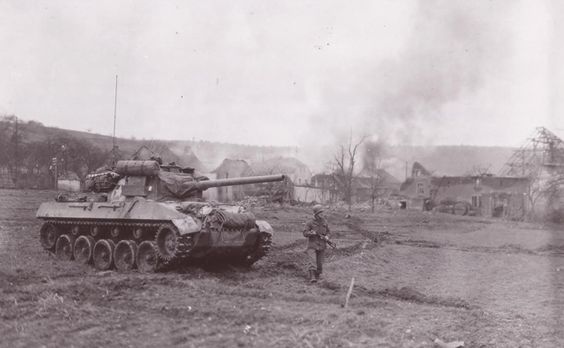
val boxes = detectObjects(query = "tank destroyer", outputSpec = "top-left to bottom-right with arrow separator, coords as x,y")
36,160 -> 285,272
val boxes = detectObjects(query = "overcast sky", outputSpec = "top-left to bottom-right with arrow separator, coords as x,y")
0,0 -> 562,147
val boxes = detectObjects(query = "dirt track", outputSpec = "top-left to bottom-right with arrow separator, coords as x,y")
1,189 -> 564,347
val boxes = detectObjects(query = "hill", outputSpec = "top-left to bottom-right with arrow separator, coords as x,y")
0,117 -> 517,179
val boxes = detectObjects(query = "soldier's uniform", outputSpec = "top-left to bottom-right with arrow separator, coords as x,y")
303,205 -> 330,282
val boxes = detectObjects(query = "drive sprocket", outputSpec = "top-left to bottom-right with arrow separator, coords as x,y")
154,223 -> 193,261
240,232 -> 272,267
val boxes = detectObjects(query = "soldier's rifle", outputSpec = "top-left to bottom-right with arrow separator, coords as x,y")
318,233 -> 336,249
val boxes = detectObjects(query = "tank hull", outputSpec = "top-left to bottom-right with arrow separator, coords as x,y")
37,198 -> 273,271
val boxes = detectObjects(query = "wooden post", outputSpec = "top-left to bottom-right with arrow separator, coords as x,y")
343,277 -> 355,308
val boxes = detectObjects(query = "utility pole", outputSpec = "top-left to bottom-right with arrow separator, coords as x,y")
14,116 -> 18,187
53,157 -> 58,190
112,75 -> 119,165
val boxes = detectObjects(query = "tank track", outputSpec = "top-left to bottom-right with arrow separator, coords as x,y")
39,219 -> 272,270
240,232 -> 272,266
40,218 -> 185,272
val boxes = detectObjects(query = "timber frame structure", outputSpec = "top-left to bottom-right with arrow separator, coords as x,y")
500,127 -> 564,177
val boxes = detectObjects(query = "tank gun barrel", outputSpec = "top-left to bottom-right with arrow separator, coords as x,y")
197,174 -> 286,191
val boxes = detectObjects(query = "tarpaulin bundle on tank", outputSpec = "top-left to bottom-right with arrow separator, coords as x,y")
156,170 -> 208,200
116,160 -> 160,176
206,209 -> 256,229
84,171 -> 121,192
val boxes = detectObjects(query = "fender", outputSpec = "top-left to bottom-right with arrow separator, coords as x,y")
172,216 -> 202,235
254,220 -> 273,235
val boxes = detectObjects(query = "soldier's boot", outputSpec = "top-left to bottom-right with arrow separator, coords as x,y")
315,270 -> 322,281
309,270 -> 317,283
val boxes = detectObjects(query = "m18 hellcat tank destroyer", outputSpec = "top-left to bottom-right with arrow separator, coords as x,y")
36,160 -> 285,272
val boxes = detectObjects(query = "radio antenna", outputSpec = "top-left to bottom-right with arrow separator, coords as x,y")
111,75 -> 119,165
112,75 -> 118,149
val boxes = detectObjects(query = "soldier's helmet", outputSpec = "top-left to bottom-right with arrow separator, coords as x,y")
313,204 -> 324,215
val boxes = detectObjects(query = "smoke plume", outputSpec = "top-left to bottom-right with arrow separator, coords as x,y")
305,0 -> 513,147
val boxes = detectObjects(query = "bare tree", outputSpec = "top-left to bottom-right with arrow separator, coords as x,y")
542,172 -> 564,221
523,166 -> 564,220
363,141 -> 385,213
333,133 -> 367,211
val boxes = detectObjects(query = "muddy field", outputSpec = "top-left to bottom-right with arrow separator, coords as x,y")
1,189 -> 564,347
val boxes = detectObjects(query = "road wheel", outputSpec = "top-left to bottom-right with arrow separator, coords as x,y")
74,235 -> 95,264
155,224 -> 180,261
137,241 -> 159,273
55,234 -> 75,261
40,222 -> 60,250
114,240 -> 138,272
93,239 -> 115,270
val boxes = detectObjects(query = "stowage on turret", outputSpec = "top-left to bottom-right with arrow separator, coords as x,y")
37,160 -> 285,272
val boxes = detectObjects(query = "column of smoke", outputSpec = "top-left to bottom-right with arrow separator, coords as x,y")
300,0 -> 512,173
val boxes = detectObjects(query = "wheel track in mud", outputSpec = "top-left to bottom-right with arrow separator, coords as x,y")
394,239 -> 564,257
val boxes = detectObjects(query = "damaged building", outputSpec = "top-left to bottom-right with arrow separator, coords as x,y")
400,162 -> 529,219
499,127 -> 564,220
304,168 -> 401,205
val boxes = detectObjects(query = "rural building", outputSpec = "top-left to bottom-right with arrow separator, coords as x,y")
499,127 -> 564,220
132,143 -> 206,172
212,159 -> 250,202
400,162 -> 529,219
244,157 -> 312,185
57,171 -> 81,192
301,169 -> 400,204
355,167 -> 402,201
242,157 -> 304,203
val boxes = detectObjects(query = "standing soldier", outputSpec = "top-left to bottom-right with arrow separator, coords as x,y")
303,204 -> 330,283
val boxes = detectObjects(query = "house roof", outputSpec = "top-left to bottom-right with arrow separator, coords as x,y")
244,157 -> 310,176
132,143 -> 206,171
213,159 -> 250,175
132,144 -> 180,164
357,168 -> 401,184
412,162 -> 431,177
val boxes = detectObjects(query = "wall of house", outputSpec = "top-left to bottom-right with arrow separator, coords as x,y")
293,185 -> 334,204
289,166 -> 312,186
201,173 -> 218,202
215,162 -> 249,202
58,179 -> 81,192
481,192 -> 526,219
400,176 -> 432,210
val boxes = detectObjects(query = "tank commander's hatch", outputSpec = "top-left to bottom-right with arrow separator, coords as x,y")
122,176 -> 147,196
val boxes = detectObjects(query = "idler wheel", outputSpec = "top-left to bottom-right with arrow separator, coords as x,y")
154,224 -> 180,261
39,222 -> 60,250
137,241 -> 159,273
93,239 -> 115,271
55,234 -> 76,261
114,240 -> 138,272
73,235 -> 95,264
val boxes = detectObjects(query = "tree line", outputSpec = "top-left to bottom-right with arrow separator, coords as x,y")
0,116 -> 109,188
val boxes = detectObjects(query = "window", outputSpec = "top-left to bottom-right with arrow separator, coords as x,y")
417,182 -> 425,195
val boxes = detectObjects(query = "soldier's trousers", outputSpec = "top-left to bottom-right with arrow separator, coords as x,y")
305,248 -> 325,274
